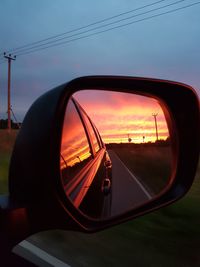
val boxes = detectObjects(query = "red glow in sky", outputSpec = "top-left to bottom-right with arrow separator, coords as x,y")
74,90 -> 169,144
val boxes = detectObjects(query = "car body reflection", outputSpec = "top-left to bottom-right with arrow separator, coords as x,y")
60,97 -> 112,218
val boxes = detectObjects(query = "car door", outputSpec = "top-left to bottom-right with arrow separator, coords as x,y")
60,97 -> 112,218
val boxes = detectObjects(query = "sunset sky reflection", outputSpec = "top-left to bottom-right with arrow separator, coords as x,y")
74,90 -> 169,144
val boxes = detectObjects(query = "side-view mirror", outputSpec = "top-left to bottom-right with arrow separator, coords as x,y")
2,76 -> 199,245
61,90 -> 174,218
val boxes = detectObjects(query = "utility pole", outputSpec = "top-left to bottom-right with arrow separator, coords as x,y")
152,113 -> 158,142
4,52 -> 16,132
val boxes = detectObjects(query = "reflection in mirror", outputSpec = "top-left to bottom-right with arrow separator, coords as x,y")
60,90 -> 174,220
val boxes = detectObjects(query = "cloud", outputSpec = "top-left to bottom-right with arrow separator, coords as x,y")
73,90 -> 169,143
0,0 -> 199,123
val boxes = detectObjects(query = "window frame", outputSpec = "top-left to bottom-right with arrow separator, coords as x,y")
62,97 -> 106,208
71,97 -> 95,158
72,98 -> 103,157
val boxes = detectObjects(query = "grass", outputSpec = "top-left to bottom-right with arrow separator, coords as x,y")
1,130 -> 199,266
0,130 -> 18,194
113,145 -> 172,194
29,160 -> 200,267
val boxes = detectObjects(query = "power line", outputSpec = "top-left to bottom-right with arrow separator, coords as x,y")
7,0 -> 168,54
0,60 -> 7,65
12,0 -> 186,56
0,53 -> 5,59
10,106 -> 21,129
0,54 -> 6,62
15,1 -> 200,57
1,1 -> 199,60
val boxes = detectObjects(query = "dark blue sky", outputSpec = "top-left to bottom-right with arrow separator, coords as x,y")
0,0 -> 199,121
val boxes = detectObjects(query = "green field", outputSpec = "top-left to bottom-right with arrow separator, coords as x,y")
113,145 -> 172,194
0,130 -> 18,194
30,162 -> 200,266
1,130 -> 200,266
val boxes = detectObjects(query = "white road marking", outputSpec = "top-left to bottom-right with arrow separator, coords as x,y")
111,151 -> 152,199
14,240 -> 71,267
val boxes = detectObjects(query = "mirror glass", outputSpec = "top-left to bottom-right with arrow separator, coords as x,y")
60,90 -> 174,219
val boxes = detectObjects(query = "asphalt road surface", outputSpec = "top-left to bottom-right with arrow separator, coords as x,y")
108,150 -> 152,217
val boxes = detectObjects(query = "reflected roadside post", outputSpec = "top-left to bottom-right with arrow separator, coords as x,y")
152,113 -> 159,142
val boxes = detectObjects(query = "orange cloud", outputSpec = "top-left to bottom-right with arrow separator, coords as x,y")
73,90 -> 169,144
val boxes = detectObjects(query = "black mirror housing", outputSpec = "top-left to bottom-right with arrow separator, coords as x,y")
8,76 -> 200,236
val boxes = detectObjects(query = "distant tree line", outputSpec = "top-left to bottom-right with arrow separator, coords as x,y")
0,119 -> 21,129
106,137 -> 171,149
